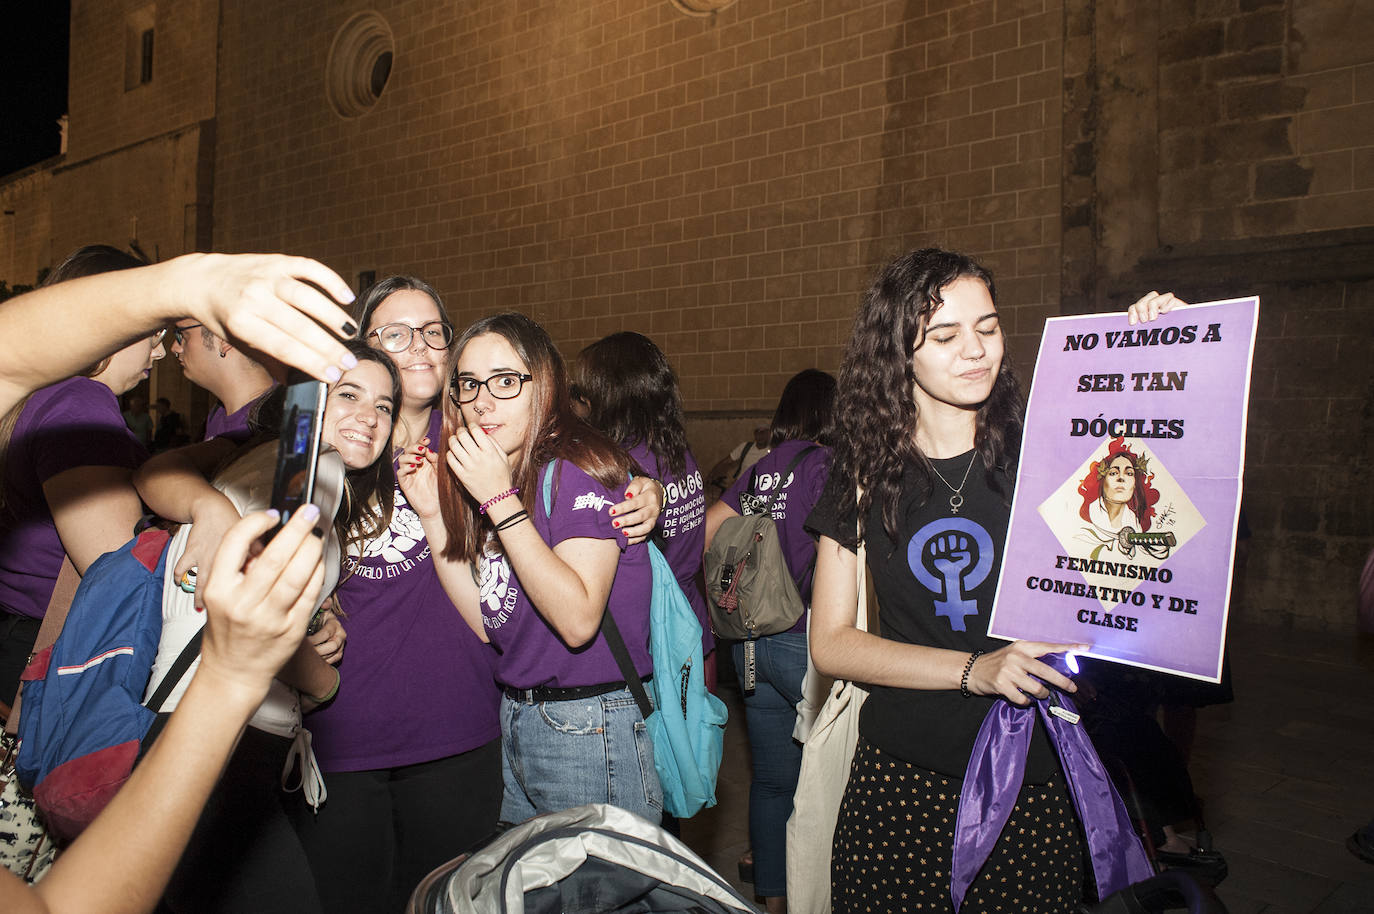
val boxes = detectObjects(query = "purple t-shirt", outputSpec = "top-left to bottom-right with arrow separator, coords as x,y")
625,443 -> 712,655
720,439 -> 832,633
202,393 -> 265,444
479,459 -> 653,690
0,377 -> 147,619
306,410 -> 501,772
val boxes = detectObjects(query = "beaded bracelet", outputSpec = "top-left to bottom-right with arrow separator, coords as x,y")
479,487 -> 519,515
960,650 -> 985,698
494,509 -> 530,532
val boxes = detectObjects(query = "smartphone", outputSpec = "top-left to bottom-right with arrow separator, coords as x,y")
266,371 -> 327,539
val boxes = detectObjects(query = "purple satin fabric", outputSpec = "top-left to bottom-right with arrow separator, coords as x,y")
950,691 -> 1153,911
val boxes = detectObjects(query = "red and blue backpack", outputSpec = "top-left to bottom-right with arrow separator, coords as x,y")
15,528 -> 198,841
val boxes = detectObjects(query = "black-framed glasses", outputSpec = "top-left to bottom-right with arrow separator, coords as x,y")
172,323 -> 204,346
449,372 -> 533,404
369,321 -> 454,353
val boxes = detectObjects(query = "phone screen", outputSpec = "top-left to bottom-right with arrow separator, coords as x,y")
267,371 -> 326,538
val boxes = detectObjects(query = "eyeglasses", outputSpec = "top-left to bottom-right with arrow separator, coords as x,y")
369,321 -> 454,353
150,328 -> 167,347
172,323 -> 204,346
449,372 -> 533,404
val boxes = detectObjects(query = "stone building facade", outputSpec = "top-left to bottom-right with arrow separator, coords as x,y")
2,0 -> 1370,630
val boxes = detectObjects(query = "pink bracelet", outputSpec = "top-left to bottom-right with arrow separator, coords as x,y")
479,487 -> 519,515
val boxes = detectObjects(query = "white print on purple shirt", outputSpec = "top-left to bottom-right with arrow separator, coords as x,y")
571,491 -> 613,512
479,550 -> 518,629
353,488 -> 426,563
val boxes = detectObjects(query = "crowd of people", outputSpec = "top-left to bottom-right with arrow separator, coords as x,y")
0,242 -> 1201,914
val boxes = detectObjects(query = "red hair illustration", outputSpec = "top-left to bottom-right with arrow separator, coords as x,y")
1077,437 -> 1160,532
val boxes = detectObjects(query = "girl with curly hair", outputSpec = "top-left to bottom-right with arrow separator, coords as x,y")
806,247 -> 1181,912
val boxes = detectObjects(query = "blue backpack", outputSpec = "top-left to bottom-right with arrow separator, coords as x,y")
15,528 -> 198,841
541,462 -> 728,819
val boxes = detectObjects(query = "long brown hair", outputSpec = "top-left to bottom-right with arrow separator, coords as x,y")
436,312 -> 633,563
248,340 -> 399,555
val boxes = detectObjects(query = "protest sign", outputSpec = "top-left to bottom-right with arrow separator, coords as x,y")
988,298 -> 1258,681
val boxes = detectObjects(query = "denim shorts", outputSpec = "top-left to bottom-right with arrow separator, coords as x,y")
498,687 -> 662,825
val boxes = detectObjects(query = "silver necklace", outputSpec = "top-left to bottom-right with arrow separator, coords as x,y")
930,451 -> 977,514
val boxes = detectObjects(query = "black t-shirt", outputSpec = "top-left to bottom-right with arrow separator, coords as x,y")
806,451 -> 1058,782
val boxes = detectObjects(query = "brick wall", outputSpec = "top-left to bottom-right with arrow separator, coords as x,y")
66,0 -> 217,163
214,0 -> 1066,403
13,0 -> 1373,630
1157,0 -> 1374,244
0,165 -> 56,287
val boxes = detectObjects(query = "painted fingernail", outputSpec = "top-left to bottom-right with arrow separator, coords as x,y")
311,527 -> 324,538
622,529 -> 630,537
302,504 -> 321,521
342,322 -> 357,336
265,509 -> 281,521
613,520 -> 621,528
194,605 -> 205,613
326,365 -> 342,383
340,352 -> 359,370
608,508 -> 617,516
625,491 -> 633,499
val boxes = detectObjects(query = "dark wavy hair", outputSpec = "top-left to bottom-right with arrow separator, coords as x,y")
250,340 -> 398,555
573,332 -> 689,479
437,312 -> 634,563
769,369 -> 836,446
831,248 -> 1023,544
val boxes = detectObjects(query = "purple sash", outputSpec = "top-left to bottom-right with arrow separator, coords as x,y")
950,692 -> 1153,910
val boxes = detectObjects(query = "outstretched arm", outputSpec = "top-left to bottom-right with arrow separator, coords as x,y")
0,253 -> 358,416
2,505 -> 326,914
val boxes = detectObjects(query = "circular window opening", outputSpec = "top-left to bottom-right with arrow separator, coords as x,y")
326,12 -> 394,118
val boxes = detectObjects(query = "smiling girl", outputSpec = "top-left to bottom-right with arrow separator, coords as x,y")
806,248 -> 1181,912
133,340 -> 399,914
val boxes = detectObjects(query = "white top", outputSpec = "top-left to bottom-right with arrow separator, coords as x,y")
145,443 -> 343,737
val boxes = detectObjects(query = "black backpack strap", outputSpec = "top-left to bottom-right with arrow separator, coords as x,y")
752,445 -> 820,515
140,628 -> 204,749
599,611 -> 653,721
732,442 -> 753,480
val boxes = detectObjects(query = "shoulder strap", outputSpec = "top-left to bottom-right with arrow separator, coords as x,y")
732,441 -> 753,479
599,611 -> 653,720
754,445 -> 820,514
5,556 -> 82,733
548,460 -> 654,720
540,460 -> 555,517
140,629 -> 204,752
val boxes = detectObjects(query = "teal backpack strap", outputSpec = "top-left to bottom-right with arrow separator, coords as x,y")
541,460 -> 555,518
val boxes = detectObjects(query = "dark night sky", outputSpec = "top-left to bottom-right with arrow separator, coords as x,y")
1,5 -> 70,178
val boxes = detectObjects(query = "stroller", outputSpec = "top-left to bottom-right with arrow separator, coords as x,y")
406,804 -> 760,914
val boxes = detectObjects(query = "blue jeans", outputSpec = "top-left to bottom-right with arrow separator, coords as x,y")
499,688 -> 662,825
733,630 -> 807,898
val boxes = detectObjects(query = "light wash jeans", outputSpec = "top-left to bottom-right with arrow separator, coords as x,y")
732,630 -> 808,898
499,688 -> 662,825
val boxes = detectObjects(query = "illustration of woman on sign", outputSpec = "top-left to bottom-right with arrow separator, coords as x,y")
1077,437 -> 1172,560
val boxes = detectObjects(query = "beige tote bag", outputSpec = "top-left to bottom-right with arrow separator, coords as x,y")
785,534 -> 872,914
